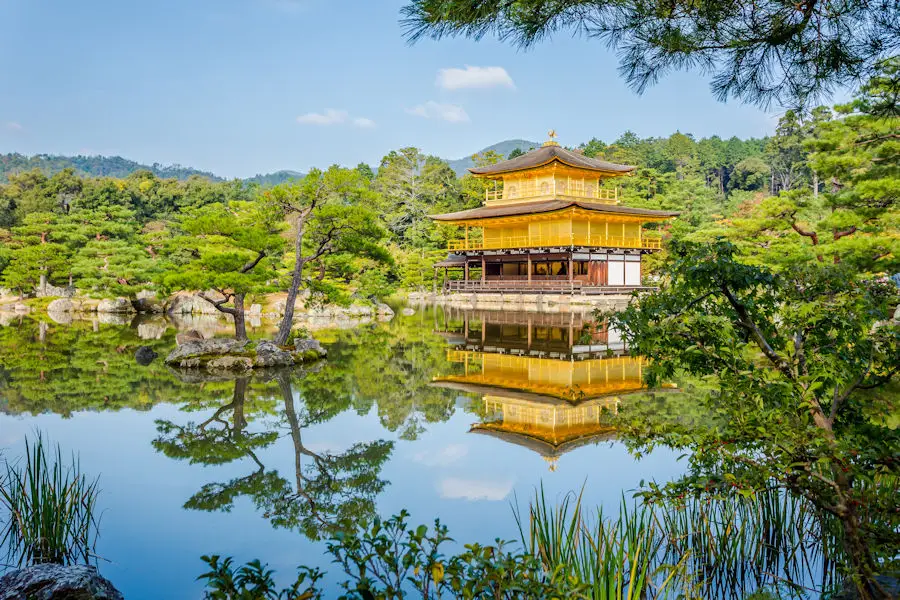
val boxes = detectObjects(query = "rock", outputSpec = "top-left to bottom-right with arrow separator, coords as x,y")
0,563 -> 123,600
894,304 -> 900,323
47,311 -> 73,325
47,298 -> 74,313
165,338 -> 250,368
175,329 -> 205,345
375,303 -> 395,317
132,296 -> 164,314
401,307 -> 416,316
35,283 -> 75,298
135,346 -> 158,365
206,356 -> 254,371
13,303 -> 29,314
248,303 -> 263,316
167,293 -> 219,316
96,297 -> 136,314
253,340 -> 295,367
291,338 -> 327,363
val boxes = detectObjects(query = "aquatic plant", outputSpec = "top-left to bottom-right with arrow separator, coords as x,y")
0,434 -> 101,567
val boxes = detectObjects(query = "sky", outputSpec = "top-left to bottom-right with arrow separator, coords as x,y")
1,0 -> 788,179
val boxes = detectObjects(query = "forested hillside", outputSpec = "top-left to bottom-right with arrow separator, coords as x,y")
0,153 -> 223,182
1,62 -> 896,303
446,139 -> 539,175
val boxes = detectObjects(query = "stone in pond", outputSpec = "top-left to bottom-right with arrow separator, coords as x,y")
0,564 -> 123,600
135,345 -> 158,365
253,340 -> 294,368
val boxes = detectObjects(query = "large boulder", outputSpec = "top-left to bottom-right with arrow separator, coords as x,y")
47,298 -> 74,313
132,296 -> 164,314
292,338 -> 328,363
375,303 -> 395,317
253,340 -> 294,368
165,338 -> 250,369
0,564 -> 123,600
96,298 -> 136,314
175,329 -> 205,346
167,293 -> 218,315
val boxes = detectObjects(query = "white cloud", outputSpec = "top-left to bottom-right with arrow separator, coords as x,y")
413,444 -> 468,467
437,65 -> 515,91
438,476 -> 514,501
296,109 -> 374,128
352,117 -> 376,128
5,121 -> 23,132
297,109 -> 348,126
406,101 -> 470,123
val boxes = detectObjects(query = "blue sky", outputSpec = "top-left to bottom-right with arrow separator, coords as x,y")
1,0 -> 786,179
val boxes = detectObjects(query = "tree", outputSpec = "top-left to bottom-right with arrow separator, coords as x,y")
402,0 -> 900,109
610,241 -> 899,599
507,147 -> 525,159
268,168 -> 389,346
159,199 -> 285,340
735,62 -> 899,274
766,110 -> 808,193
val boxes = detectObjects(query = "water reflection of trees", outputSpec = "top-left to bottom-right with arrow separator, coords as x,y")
154,370 -> 393,540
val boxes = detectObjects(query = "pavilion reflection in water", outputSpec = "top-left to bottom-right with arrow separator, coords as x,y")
432,309 -> 653,468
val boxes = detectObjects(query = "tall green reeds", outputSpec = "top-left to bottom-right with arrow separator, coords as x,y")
0,434 -> 101,567
517,485 -> 838,599
516,485 -> 689,599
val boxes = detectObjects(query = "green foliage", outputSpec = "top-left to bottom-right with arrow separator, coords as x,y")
609,240 -> 900,595
0,434 -> 101,567
198,554 -> 324,600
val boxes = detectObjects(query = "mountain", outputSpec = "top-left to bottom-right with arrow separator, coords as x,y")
445,139 -> 540,176
244,170 -> 305,187
0,153 -> 223,182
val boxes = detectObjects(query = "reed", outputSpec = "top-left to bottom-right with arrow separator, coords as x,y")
518,485 -> 838,599
516,485 -> 688,599
0,434 -> 101,567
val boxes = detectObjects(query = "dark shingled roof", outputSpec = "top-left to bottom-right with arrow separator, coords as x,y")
469,144 -> 635,176
430,199 -> 680,222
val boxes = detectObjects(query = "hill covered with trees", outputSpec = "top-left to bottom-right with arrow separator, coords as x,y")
0,153 -> 223,182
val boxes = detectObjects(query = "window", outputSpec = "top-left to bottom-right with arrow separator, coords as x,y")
507,185 -> 518,199
540,182 -> 550,195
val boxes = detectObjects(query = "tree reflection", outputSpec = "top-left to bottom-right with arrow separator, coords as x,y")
154,369 -> 393,540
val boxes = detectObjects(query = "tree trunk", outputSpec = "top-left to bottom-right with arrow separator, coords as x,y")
274,219 -> 306,346
39,273 -> 47,296
233,293 -> 248,341
839,503 -> 890,599
812,170 -> 819,199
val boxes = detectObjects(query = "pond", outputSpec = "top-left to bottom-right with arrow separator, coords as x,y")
0,306 -> 827,598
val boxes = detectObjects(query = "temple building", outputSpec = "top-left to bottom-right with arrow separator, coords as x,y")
431,310 -> 676,468
431,132 -> 678,294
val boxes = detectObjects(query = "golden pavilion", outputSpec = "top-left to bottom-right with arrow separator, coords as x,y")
431,132 -> 678,293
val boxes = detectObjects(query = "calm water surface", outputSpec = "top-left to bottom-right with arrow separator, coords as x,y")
0,307 -> 685,598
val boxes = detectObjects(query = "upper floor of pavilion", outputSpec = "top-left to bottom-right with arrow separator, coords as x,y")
470,132 -> 636,206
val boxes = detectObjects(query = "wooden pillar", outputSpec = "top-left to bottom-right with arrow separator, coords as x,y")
481,255 -> 486,283
481,314 -> 486,344
568,254 -> 573,284
464,259 -> 469,282
464,225 -> 469,250
527,253 -> 532,283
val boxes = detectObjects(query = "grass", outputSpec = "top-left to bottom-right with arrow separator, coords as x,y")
0,433 -> 101,567
516,485 -> 838,599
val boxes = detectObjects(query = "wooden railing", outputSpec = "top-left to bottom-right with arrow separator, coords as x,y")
447,235 -> 662,251
443,280 -> 658,295
485,184 -> 618,203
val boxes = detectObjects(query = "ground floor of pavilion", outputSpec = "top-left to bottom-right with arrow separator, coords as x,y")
434,248 -> 653,294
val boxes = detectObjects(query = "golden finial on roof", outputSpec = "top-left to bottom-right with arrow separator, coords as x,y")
543,129 -> 560,147
543,455 -> 559,471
